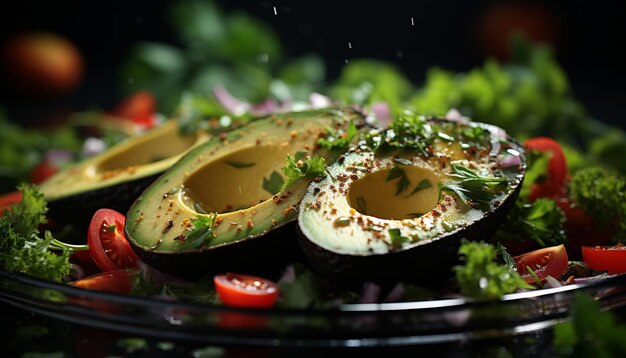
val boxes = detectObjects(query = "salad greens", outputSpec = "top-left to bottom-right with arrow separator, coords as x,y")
493,199 -> 566,248
454,241 -> 531,300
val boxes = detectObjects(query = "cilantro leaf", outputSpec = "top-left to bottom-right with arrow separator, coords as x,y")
408,179 -> 432,196
281,154 -> 326,190
386,165 -> 410,196
439,163 -> 507,211
388,228 -> 409,249
185,213 -> 218,248
262,171 -> 285,195
454,240 -> 532,300
494,198 -> 566,247
317,120 -> 358,151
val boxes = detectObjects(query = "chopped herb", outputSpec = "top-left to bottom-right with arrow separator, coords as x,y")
408,179 -> 432,196
494,198 -> 566,247
262,170 -> 285,195
526,266 -> 542,286
393,157 -> 413,166
498,243 -> 516,270
407,212 -> 423,218
317,120 -> 358,150
224,161 -> 256,168
439,163 -> 507,210
117,338 -> 149,354
333,217 -> 351,227
106,224 -> 116,232
519,149 -> 550,200
185,213 -> 218,248
365,112 -> 433,154
454,240 -> 532,300
388,228 -> 409,249
193,202 -> 208,214
386,165 -> 410,195
281,154 -> 326,190
356,197 -> 367,214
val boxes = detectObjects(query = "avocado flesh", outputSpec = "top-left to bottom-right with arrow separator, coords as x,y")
297,118 -> 526,284
125,109 -> 363,276
40,120 -> 209,231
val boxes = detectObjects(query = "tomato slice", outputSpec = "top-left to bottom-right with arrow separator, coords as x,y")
71,269 -> 133,294
87,208 -> 141,272
582,245 -> 626,274
524,137 -> 568,202
513,244 -> 569,284
214,273 -> 279,308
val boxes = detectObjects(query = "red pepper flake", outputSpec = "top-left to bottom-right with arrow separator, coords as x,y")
290,130 -> 298,139
229,222 -> 238,227
215,217 -> 223,225
247,219 -> 254,229
174,234 -> 186,241
219,133 -> 227,141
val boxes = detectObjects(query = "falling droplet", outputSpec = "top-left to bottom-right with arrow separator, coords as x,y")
273,6 -> 277,15
348,41 -> 352,49
396,50 -> 404,59
345,59 -> 349,64
410,17 -> 414,26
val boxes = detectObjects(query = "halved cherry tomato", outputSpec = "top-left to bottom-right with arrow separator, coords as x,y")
582,245 -> 626,274
71,269 -> 133,294
524,137 -> 568,202
214,273 -> 279,308
87,208 -> 141,272
514,244 -> 569,284
0,191 -> 22,217
109,91 -> 156,129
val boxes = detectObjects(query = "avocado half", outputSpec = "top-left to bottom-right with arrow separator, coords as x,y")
40,120 -> 209,230
297,117 -> 526,285
124,108 -> 365,278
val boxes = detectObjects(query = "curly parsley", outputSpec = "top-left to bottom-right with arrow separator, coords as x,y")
281,152 -> 326,190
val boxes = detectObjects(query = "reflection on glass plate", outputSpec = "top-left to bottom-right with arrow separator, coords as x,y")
1,269 -> 626,347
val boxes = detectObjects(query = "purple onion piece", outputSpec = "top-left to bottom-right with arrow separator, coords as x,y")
45,149 -> 74,166
497,154 -> 522,168
250,98 -> 280,116
544,275 -> 563,288
383,283 -> 406,303
309,93 -> 332,109
358,281 -> 381,304
371,102 -> 392,128
212,86 -> 250,116
277,265 -> 296,284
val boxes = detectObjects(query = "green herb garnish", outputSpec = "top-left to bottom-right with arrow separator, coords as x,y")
388,228 -> 409,249
386,165 -> 410,196
281,154 -> 326,190
186,213 -> 218,248
224,161 -> 256,168
408,179 -> 432,196
439,163 -> 507,211
494,198 -> 566,247
454,240 -> 532,300
318,120 -> 358,150
262,170 -> 285,195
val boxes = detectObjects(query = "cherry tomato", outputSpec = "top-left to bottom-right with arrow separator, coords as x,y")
29,160 -> 58,184
87,208 -> 141,272
109,91 -> 156,129
514,244 -> 569,284
71,269 -> 133,294
1,31 -> 84,97
524,137 -> 568,202
582,245 -> 626,274
0,191 -> 22,217
555,196 -> 613,260
214,273 -> 279,308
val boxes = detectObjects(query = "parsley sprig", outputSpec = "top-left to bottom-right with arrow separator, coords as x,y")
186,213 -> 218,248
439,163 -> 508,211
281,152 -> 326,190
317,120 -> 358,151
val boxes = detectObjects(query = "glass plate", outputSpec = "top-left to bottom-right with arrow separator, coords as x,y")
2,269 -> 626,348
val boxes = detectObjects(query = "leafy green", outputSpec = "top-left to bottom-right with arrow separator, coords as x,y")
281,154 -> 326,190
386,165 -> 410,196
262,171 -> 285,195
553,293 -> 626,357
493,199 -> 566,247
364,112 -> 433,154
439,163 -> 508,211
388,228 -> 409,249
518,149 -> 550,200
0,184 -> 73,283
317,120 -> 358,151
185,213 -> 219,248
408,179 -> 433,196
569,166 -> 626,239
454,241 -> 532,300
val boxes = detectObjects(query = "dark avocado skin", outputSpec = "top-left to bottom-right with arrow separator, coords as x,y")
128,222 -> 305,280
47,173 -> 160,238
297,182 -> 522,287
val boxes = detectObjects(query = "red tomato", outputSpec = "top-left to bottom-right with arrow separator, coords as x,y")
71,269 -> 133,294
514,244 -> 569,284
87,208 -> 141,272
582,245 -> 626,275
29,160 -> 58,184
524,137 -> 568,202
555,196 -> 613,260
109,91 -> 157,129
214,273 -> 279,309
1,32 -> 84,97
0,191 -> 22,217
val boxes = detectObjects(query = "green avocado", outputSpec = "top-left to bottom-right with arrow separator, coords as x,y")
124,108 -> 366,278
40,120 -> 210,231
297,116 -> 526,285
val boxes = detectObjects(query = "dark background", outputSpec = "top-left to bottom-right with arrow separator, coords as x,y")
0,0 -> 624,127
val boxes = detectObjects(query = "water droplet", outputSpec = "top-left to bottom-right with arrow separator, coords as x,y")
344,59 -> 349,64
273,6 -> 277,15
410,17 -> 414,26
348,41 -> 352,49
396,50 -> 404,59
